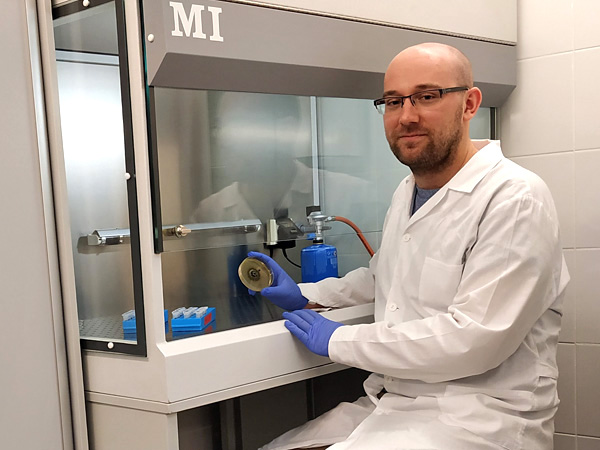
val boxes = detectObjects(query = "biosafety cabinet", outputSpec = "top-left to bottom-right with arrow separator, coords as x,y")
42,0 -> 515,448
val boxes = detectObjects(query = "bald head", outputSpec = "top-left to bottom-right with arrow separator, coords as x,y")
387,43 -> 473,88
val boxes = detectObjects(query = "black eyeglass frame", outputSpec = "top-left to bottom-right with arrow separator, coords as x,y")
373,86 -> 470,114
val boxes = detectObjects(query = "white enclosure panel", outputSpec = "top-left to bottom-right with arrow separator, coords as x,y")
1,0 -> 74,449
86,402 -> 179,450
237,0 -> 517,43
82,304 -> 373,406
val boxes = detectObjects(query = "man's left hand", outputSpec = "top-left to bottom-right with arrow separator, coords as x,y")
283,309 -> 344,357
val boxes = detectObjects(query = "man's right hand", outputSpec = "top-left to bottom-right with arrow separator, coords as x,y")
247,251 -> 308,311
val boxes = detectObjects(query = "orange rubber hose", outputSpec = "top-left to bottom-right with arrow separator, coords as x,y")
333,216 -> 375,257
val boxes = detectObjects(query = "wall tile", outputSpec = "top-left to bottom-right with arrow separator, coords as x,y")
579,436 -> 600,450
556,344 -> 577,434
574,49 -> 600,150
561,250 -> 576,343
576,344 -> 600,437
498,54 -> 573,157
574,150 -> 600,248
574,0 -> 600,49
575,249 -> 600,343
510,3 -> 600,448
510,152 -> 575,249
555,433 -> 577,450
516,0 -> 573,59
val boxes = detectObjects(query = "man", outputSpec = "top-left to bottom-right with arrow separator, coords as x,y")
252,42 -> 569,449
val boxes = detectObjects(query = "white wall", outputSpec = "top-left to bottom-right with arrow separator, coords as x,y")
498,1 -> 600,448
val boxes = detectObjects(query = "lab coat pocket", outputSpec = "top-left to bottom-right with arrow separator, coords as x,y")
418,257 -> 463,311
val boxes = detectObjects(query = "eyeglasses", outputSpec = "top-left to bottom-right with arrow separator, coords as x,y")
373,86 -> 469,115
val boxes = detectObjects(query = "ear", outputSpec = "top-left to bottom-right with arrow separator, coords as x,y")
463,87 -> 482,120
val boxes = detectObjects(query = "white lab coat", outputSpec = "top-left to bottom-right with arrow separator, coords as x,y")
261,140 -> 569,450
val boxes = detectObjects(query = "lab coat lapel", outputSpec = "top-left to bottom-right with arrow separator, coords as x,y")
446,140 -> 503,194
404,140 -> 503,228
406,186 -> 448,227
395,175 -> 446,230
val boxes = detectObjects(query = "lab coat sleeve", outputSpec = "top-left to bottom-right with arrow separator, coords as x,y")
298,251 -> 379,308
328,189 -> 566,383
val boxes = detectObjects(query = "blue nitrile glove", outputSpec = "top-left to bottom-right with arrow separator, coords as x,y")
282,309 -> 344,357
247,251 -> 308,311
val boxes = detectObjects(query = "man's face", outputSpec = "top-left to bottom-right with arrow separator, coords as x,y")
382,52 -> 467,176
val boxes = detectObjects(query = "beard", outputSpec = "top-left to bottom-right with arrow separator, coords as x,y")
387,107 -> 463,176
